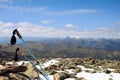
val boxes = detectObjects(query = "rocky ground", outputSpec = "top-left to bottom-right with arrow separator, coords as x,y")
0,58 -> 120,80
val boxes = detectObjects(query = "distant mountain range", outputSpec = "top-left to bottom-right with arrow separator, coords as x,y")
0,37 -> 120,60
0,37 -> 58,43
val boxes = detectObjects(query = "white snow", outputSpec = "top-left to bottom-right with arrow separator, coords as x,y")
6,61 -> 29,66
4,59 -> 120,80
39,75 -> 53,80
56,70 -> 64,73
39,60 -> 120,80
66,69 -> 74,74
16,61 -> 29,65
110,73 -> 120,80
0,65 -> 4,67
76,65 -> 120,80
6,62 -> 13,65
76,71 -> 120,80
65,78 -> 76,80
43,59 -> 59,68
107,68 -> 115,72
77,65 -> 94,71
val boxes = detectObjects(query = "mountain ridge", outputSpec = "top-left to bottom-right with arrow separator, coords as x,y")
0,37 -> 120,61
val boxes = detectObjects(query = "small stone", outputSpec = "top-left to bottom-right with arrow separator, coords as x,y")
77,77 -> 87,80
105,70 -> 111,74
109,77 -> 113,80
0,76 -> 9,80
9,73 -> 20,80
49,70 -> 57,75
53,72 -> 70,80
114,69 -> 120,73
45,65 -> 58,71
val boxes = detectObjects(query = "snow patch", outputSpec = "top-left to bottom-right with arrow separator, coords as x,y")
77,65 -> 94,71
65,78 -> 76,80
6,62 -> 13,65
43,59 -> 59,68
6,61 -> 29,66
39,75 -> 53,80
16,61 -> 29,65
107,68 -> 115,72
66,69 -> 74,74
76,72 -> 120,80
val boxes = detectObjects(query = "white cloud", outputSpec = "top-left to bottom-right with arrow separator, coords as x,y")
0,5 -> 47,12
0,21 -> 120,38
88,27 -> 120,38
0,21 -> 15,36
95,27 -> 112,33
46,9 -> 99,15
0,0 -> 32,3
0,5 -> 99,15
16,22 -> 55,37
0,21 -> 14,28
41,20 -> 53,24
0,0 -> 13,3
65,24 -> 76,28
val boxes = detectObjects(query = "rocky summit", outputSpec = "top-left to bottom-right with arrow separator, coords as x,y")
0,58 -> 120,80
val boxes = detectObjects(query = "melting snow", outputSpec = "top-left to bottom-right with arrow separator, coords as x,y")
4,59 -> 120,80
76,72 -> 120,80
39,75 -> 53,80
43,59 -> 59,68
77,65 -> 94,71
66,69 -> 74,74
6,61 -> 29,66
6,62 -> 13,65
16,61 -> 29,65
65,78 -> 76,80
76,65 -> 120,80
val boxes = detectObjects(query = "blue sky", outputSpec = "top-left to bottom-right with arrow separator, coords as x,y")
0,0 -> 120,38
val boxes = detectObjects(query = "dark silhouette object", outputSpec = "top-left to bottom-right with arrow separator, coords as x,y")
10,29 -> 22,45
11,29 -> 17,45
14,48 -> 19,62
11,35 -> 16,45
0,60 -> 5,66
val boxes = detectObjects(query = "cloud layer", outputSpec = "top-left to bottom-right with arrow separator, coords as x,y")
65,24 -> 76,28
0,5 -> 99,15
41,20 -> 53,24
0,21 -> 120,38
0,0 -> 12,3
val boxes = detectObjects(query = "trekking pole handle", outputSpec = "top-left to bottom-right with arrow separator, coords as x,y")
16,29 -> 22,39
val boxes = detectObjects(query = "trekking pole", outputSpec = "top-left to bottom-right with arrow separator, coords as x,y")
15,29 -> 44,69
15,29 -> 38,61
11,29 -> 50,80
16,48 -> 49,80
